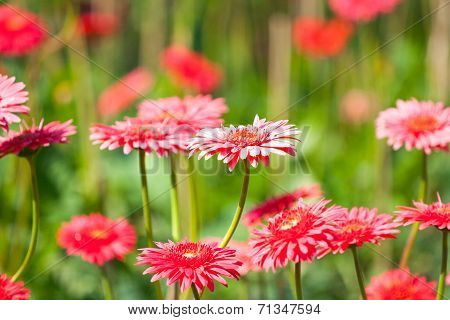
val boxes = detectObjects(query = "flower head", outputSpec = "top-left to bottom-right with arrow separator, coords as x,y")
244,184 -> 322,227
77,12 -> 119,37
293,17 -> 353,58
318,207 -> 400,257
90,118 -> 189,156
329,0 -> 402,22
340,89 -> 379,125
396,195 -> 450,230
0,5 -> 46,56
57,213 -> 137,266
161,45 -> 222,93
137,240 -> 241,293
188,115 -> 300,171
0,274 -> 30,300
0,119 -> 76,158
366,269 -> 435,300
0,74 -> 29,131
376,99 -> 450,154
250,199 -> 345,271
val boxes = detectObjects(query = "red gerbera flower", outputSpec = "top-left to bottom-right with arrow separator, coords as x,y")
366,269 -> 436,300
0,119 -> 76,158
0,5 -> 46,56
292,17 -> 353,58
318,207 -> 400,257
90,118 -> 189,156
0,74 -> 29,131
57,213 -> 137,266
161,45 -> 222,93
188,115 -> 300,171
244,184 -> 322,227
395,195 -> 450,230
137,240 -> 241,293
329,0 -> 402,22
0,274 -> 30,300
98,68 -> 153,118
77,12 -> 119,37
376,99 -> 450,154
250,199 -> 345,271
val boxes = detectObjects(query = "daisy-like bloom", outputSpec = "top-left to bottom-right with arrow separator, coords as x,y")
318,207 -> 400,257
138,95 -> 228,131
161,45 -> 222,93
0,5 -> 46,56
366,269 -> 435,300
0,274 -> 30,300
243,184 -> 322,227
0,74 -> 29,131
137,240 -> 241,293
329,0 -> 402,22
250,199 -> 345,271
98,68 -> 153,118
0,119 -> 76,158
376,99 -> 450,154
292,17 -> 353,58
77,12 -> 119,37
188,115 -> 300,171
90,118 -> 189,156
57,213 -> 137,266
395,195 -> 449,230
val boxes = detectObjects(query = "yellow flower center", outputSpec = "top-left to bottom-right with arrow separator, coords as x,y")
182,250 -> 199,258
5,15 -> 27,32
229,128 -> 260,146
341,223 -> 365,233
280,218 -> 299,230
90,229 -> 108,239
406,115 -> 439,133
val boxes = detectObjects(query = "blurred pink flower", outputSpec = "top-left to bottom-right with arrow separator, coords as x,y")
340,89 -> 379,124
0,74 -> 29,131
0,274 -> 30,300
77,12 -> 119,37
329,0 -> 402,22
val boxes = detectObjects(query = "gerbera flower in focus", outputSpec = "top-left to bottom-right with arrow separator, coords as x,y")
366,269 -> 435,300
244,184 -> 322,227
77,12 -> 119,37
161,45 -> 222,93
250,199 -> 345,271
138,95 -> 228,131
0,119 -> 76,158
57,213 -> 137,266
376,99 -> 450,154
188,115 -> 300,171
90,118 -> 189,156
0,5 -> 46,56
137,240 -> 241,292
0,274 -> 30,300
329,0 -> 402,22
318,207 -> 400,257
97,68 -> 153,118
396,195 -> 450,230
292,17 -> 353,58
0,74 -> 29,131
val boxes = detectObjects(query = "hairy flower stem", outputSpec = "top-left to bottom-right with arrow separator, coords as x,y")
294,262 -> 303,300
169,155 -> 181,242
220,161 -> 250,248
350,246 -> 367,300
138,150 -> 163,300
191,284 -> 201,300
100,265 -> 114,300
436,230 -> 448,300
400,153 -> 428,268
188,158 -> 199,241
12,156 -> 40,281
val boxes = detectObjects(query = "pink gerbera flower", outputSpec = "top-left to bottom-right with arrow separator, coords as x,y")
77,12 -> 119,37
329,0 -> 402,22
376,99 -> 450,154
0,74 -> 29,131
188,115 -> 300,171
137,240 -> 241,293
97,68 -> 153,118
0,5 -> 46,56
0,119 -> 76,158
138,95 -> 228,131
0,274 -> 30,300
161,45 -> 222,93
244,184 -> 322,227
366,269 -> 436,300
57,213 -> 137,266
250,199 -> 345,271
395,195 -> 450,230
319,207 -> 400,257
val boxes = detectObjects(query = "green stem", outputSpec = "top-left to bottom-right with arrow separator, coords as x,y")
12,156 -> 40,282
100,265 -> 114,300
169,155 -> 181,242
294,262 -> 303,300
138,150 -> 163,300
436,230 -> 448,300
219,161 -> 250,248
191,284 -> 200,300
350,246 -> 367,300
188,158 -> 199,241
